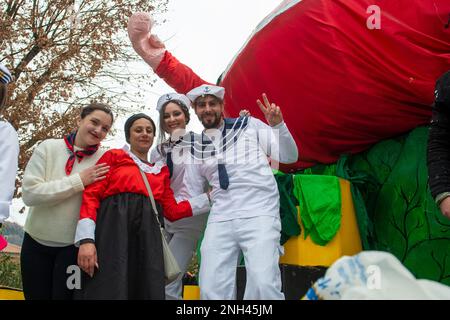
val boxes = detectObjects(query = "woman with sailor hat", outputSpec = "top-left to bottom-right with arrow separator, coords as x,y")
150,92 -> 211,300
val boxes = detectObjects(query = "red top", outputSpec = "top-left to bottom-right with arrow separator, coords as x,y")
79,149 -> 193,223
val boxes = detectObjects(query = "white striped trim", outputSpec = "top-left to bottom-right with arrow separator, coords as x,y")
0,64 -> 12,84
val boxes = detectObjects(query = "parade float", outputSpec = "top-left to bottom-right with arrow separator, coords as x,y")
222,0 -> 450,298
3,0 -> 449,300
137,0 -> 450,298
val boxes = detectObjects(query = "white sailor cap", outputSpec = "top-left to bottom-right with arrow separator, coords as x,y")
186,84 -> 225,103
0,63 -> 12,84
156,92 -> 191,112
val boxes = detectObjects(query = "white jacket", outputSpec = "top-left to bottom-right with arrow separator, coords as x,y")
0,121 -> 19,224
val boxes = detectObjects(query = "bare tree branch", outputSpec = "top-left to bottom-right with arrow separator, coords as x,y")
1,0 -> 168,183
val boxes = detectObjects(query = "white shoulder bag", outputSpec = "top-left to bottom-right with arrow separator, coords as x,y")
140,170 -> 182,285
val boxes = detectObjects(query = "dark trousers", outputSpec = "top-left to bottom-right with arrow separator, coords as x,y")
20,232 -> 78,300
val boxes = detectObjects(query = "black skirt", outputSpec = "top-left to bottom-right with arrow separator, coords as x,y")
75,193 -> 165,300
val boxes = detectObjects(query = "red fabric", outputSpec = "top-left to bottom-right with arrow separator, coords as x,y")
156,51 -> 211,93
220,0 -> 450,169
156,0 -> 450,171
79,149 -> 193,223
0,234 -> 7,251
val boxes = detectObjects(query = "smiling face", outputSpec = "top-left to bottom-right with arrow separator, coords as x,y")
162,102 -> 189,134
129,118 -> 155,155
194,95 -> 224,129
76,110 -> 112,148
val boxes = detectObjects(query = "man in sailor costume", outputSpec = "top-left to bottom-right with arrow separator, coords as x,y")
183,84 -> 298,300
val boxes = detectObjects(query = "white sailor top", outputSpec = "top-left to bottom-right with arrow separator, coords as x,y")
184,116 -> 298,223
0,121 -> 19,224
150,132 -> 210,232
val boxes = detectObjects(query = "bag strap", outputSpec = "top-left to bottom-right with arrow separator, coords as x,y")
139,169 -> 163,228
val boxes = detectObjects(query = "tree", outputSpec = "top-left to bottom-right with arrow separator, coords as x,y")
0,0 -> 168,197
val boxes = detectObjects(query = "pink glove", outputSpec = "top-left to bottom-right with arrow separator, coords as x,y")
127,12 -> 166,70
0,234 -> 7,251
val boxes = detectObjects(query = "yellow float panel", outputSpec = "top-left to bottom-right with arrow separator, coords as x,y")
183,285 -> 200,300
0,287 -> 24,300
280,178 -> 362,266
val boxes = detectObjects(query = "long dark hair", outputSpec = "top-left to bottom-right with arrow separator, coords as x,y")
157,100 -> 190,157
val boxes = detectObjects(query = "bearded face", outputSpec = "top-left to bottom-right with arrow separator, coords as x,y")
194,95 -> 224,129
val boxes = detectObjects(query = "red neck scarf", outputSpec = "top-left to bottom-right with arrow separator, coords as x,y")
64,131 -> 99,175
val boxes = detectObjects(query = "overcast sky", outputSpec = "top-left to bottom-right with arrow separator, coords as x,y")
102,0 -> 282,148
10,0 -> 282,226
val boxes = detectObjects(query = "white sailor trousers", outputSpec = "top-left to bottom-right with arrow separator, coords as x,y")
199,216 -> 285,300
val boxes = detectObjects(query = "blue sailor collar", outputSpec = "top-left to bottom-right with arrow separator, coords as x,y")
169,116 -> 250,161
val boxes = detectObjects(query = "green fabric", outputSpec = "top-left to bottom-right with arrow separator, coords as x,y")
274,172 -> 301,245
196,127 -> 450,286
292,175 -> 342,246
303,163 -> 337,176
346,127 -> 450,285
294,126 -> 449,286
301,161 -> 373,249
335,154 -> 376,250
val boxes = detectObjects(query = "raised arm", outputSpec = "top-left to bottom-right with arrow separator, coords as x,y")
255,93 -> 298,164
127,12 -> 210,94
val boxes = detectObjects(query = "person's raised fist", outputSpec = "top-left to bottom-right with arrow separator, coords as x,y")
127,12 -> 166,70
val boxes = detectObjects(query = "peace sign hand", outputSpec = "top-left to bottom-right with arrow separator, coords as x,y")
256,93 -> 283,127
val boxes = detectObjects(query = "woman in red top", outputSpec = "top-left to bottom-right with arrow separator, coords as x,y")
74,113 -> 210,300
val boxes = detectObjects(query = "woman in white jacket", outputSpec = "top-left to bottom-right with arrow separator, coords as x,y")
21,103 -> 113,300
150,93 -> 210,300
0,63 -> 19,250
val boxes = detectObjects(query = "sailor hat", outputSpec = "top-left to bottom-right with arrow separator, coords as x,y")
0,63 -> 12,84
186,84 -> 225,103
156,92 -> 191,112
